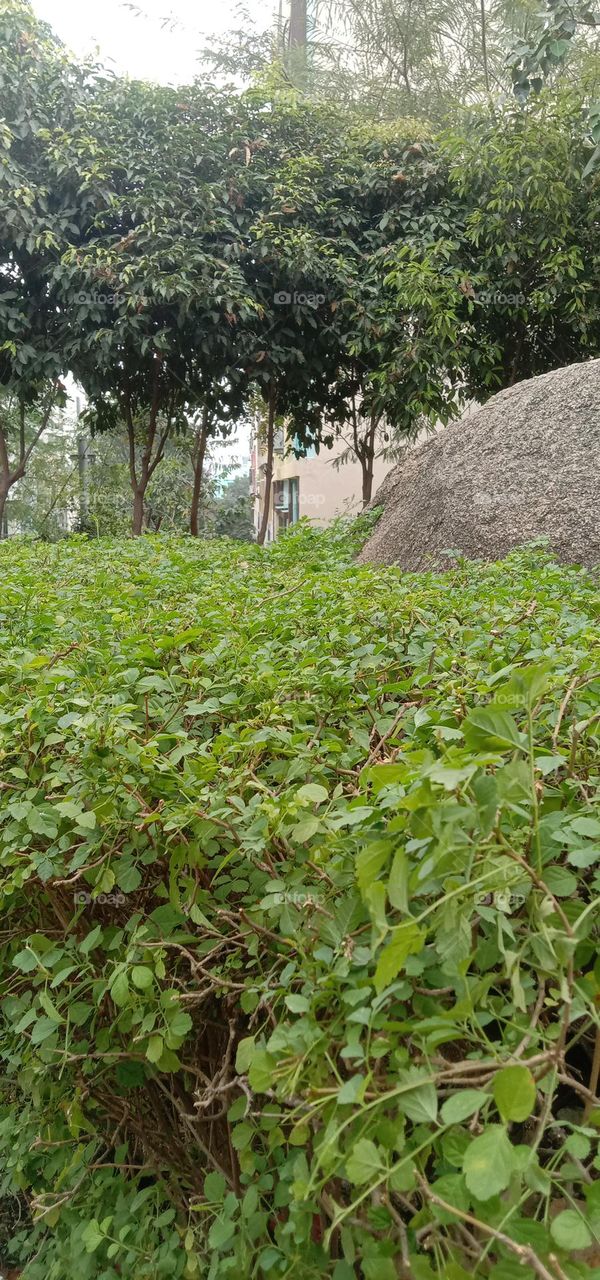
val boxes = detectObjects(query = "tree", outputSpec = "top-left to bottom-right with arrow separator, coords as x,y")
509,0 -> 600,101
248,85 -> 600,490
443,93 -> 600,391
187,407 -> 210,538
0,387 -> 65,535
53,76 -> 257,534
1,398 -> 79,538
507,0 -> 600,174
203,0 -> 584,118
213,471 -> 253,540
239,98 -> 462,504
0,0 -> 90,528
80,429 -> 220,537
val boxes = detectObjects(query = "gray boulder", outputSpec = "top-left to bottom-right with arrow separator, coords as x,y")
359,358 -> 600,570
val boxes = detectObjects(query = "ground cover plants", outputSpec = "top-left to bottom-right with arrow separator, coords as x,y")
0,521 -> 599,1279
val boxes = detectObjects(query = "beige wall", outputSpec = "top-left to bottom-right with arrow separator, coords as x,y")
251,434 -> 393,541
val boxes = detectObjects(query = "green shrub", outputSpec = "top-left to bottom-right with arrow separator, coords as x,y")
0,528 -> 599,1279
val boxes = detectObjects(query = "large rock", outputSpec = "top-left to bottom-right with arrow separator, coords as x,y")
359,359 -> 600,570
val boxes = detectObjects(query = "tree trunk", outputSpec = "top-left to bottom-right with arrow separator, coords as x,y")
132,487 -> 145,536
125,366 -> 171,538
257,384 -> 277,547
361,459 -> 374,507
0,423 -> 12,538
289,0 -> 307,47
189,409 -> 210,537
480,0 -> 490,95
360,411 -> 379,507
0,483 -> 8,539
288,0 -> 307,85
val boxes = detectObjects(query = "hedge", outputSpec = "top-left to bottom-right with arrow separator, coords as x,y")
0,523 -> 599,1278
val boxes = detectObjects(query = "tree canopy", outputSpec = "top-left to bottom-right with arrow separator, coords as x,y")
1,0 -> 600,533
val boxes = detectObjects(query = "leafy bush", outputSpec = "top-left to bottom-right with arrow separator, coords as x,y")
0,527 -> 599,1279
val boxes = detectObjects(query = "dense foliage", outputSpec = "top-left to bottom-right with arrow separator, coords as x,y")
0,524 -> 598,1278
2,0 -> 600,535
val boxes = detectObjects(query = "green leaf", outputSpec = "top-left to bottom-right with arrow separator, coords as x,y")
231,1122 -> 253,1151
492,1066 -> 536,1122
82,1218 -> 104,1253
463,709 -> 525,753
291,817 -> 321,843
166,1009 -> 192,1039
582,142 -> 600,179
490,663 -> 551,712
145,1034 -> 164,1063
368,763 -> 406,794
463,1126 -> 516,1200
248,1049 -> 276,1092
80,925 -> 102,955
12,948 -> 38,973
116,1060 -> 146,1089
204,1172 -> 227,1201
235,1037 -> 255,1073
75,810 -> 97,830
374,922 -> 425,992
338,1074 -> 366,1105
258,1247 -> 284,1272
296,783 -> 328,805
441,1089 -> 489,1124
570,816 -> 600,838
346,1138 -> 385,1185
550,1209 -> 592,1250
357,840 -> 391,893
397,1069 -> 438,1123
69,1001 -> 94,1027
30,1016 -> 60,1045
208,1216 -> 236,1250
363,1260 -> 397,1280
26,808 -> 58,837
543,866 -> 578,897
39,990 -> 64,1024
131,965 -> 154,990
284,994 -> 310,1013
110,972 -> 130,1007
388,848 -> 409,912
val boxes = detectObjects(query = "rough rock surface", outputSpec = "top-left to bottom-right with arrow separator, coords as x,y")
359,359 -> 600,570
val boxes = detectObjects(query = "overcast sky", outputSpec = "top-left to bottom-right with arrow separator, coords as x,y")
32,0 -> 275,84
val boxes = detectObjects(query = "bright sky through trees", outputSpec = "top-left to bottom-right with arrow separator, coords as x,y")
32,0 -> 274,82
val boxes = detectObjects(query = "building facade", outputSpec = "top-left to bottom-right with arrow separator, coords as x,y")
250,430 -> 392,541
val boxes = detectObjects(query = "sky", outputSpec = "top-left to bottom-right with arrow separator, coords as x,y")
32,0 -> 275,85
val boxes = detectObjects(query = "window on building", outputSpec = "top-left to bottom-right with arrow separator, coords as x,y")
291,433 -> 316,459
273,477 -> 299,534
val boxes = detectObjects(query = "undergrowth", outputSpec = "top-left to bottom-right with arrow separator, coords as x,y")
0,522 -> 599,1279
